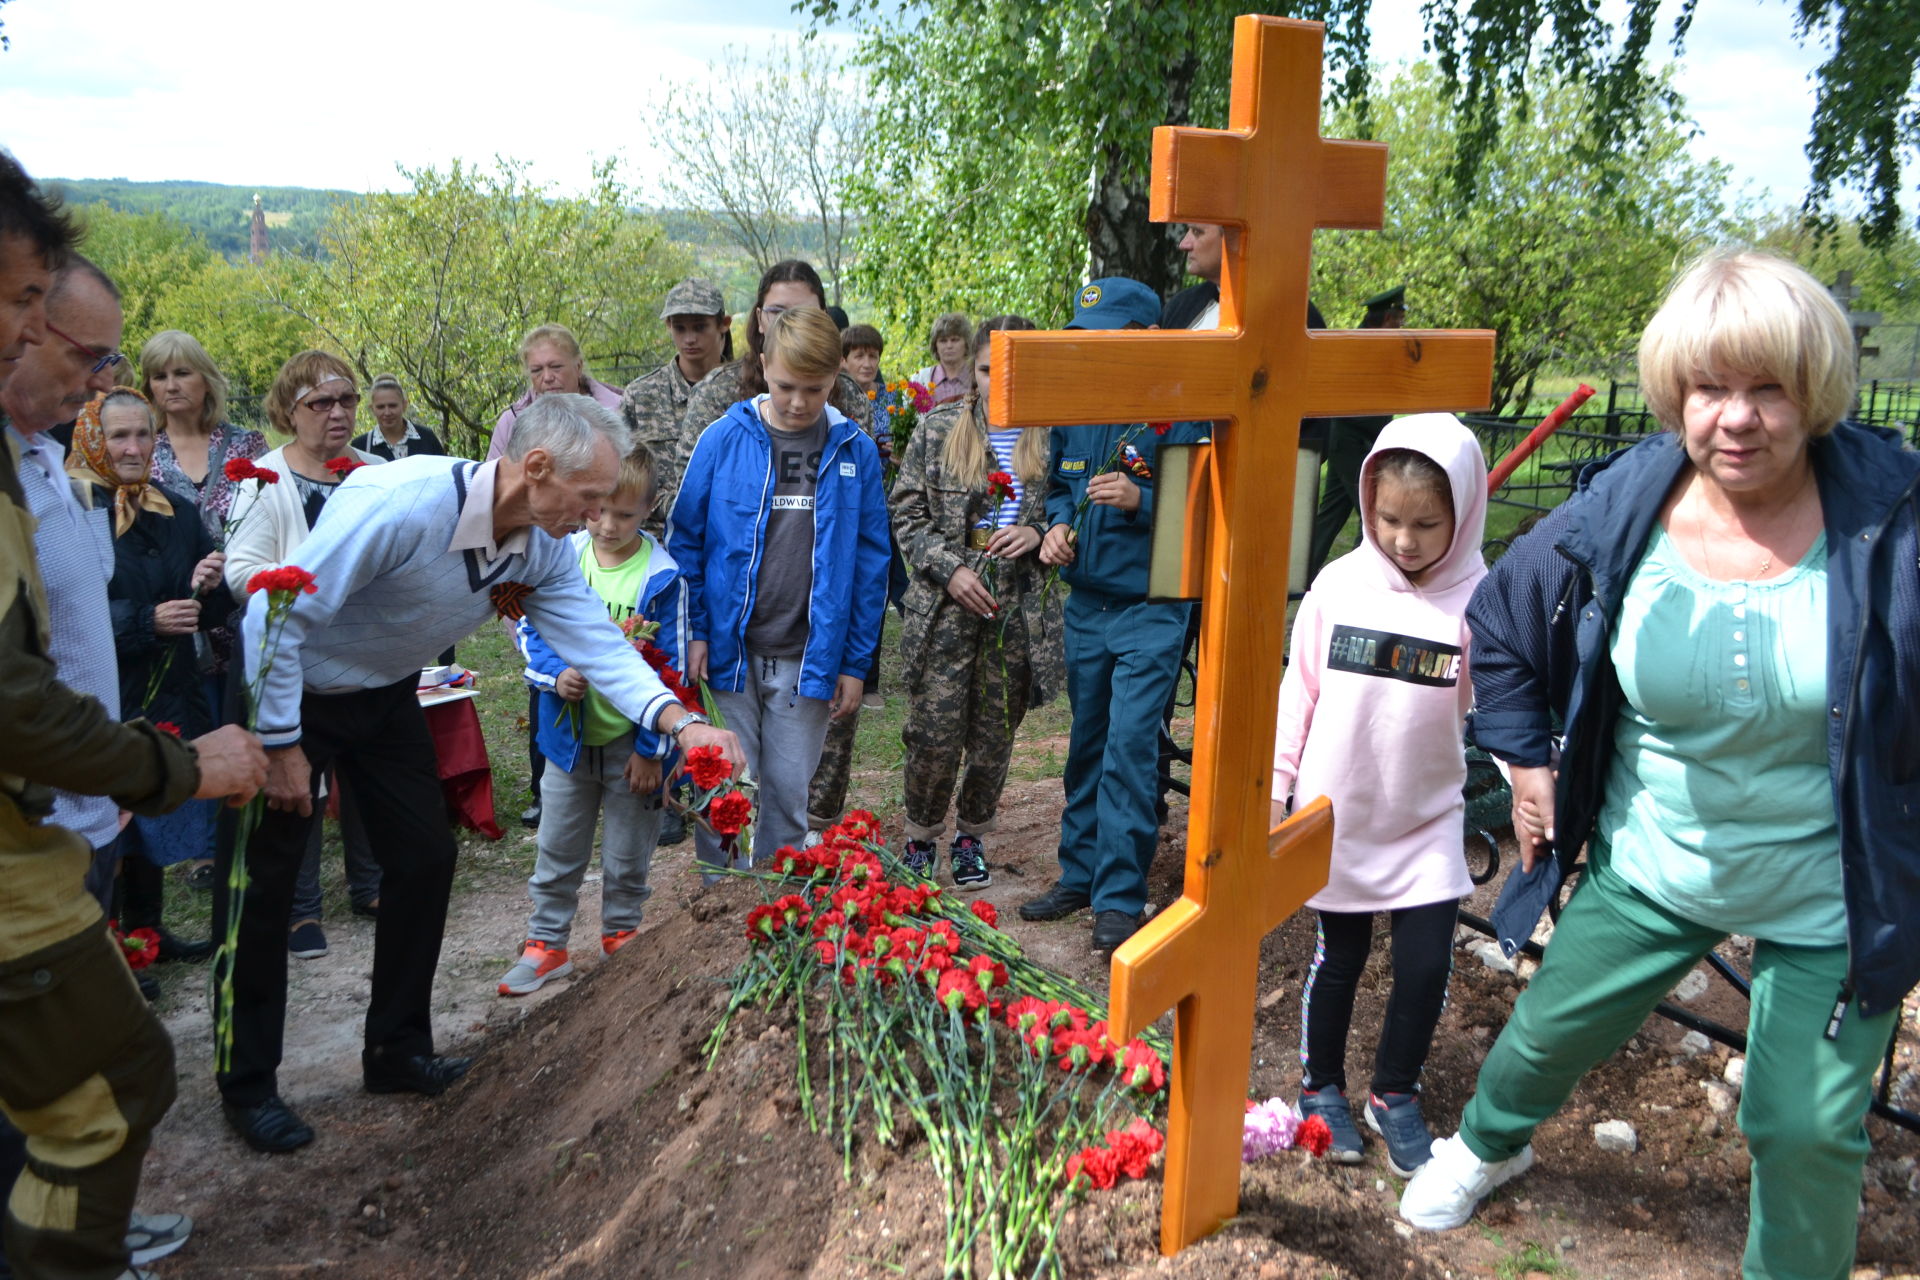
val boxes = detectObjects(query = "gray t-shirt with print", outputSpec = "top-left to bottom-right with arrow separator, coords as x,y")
745,414 -> 828,657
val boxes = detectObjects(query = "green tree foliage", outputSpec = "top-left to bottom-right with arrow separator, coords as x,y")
809,0 -> 1370,352
1309,65 -> 1735,413
264,159 -> 692,457
645,43 -> 870,300
75,203 -> 315,398
1420,0 -> 1918,245
1755,213 -> 1920,323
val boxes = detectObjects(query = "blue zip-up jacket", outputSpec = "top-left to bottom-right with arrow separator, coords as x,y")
517,529 -> 689,774
1043,420 -> 1211,601
666,397 -> 889,700
1467,422 -> 1920,1018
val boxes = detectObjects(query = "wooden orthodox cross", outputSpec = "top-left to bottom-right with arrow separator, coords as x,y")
989,15 -> 1496,1255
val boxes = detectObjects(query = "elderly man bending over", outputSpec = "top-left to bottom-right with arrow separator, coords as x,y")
216,392 -> 741,1155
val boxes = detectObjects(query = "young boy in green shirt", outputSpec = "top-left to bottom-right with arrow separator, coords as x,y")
500,444 -> 688,994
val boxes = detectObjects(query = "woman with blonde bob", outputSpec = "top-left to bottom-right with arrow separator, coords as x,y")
1401,250 -> 1920,1279
914,310 -> 973,408
487,323 -> 625,461
888,316 -> 1064,887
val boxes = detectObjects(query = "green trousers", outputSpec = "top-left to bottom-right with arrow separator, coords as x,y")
1461,859 -> 1894,1280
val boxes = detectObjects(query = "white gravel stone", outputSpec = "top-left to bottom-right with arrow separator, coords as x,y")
1702,1081 -> 1737,1115
1677,1030 -> 1713,1057
1671,967 -> 1712,1002
1593,1119 -> 1638,1153
1469,939 -> 1517,975
1723,1056 -> 1746,1090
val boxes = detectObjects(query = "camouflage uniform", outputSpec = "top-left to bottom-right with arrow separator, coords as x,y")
619,358 -> 698,534
0,431 -> 200,1280
886,402 -> 1063,842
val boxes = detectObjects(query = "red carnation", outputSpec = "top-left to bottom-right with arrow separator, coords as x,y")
934,968 -> 986,1015
1297,1113 -> 1333,1158
224,457 -> 279,485
1109,1119 -> 1164,1179
967,952 -> 1009,995
152,720 -> 182,738
1118,1039 -> 1167,1094
684,744 -> 730,791
246,565 -> 317,597
324,456 -> 368,476
968,900 -> 998,929
1149,421 -> 1173,436
708,789 -> 752,837
1065,1145 -> 1120,1191
118,926 -> 162,972
986,470 -> 1016,504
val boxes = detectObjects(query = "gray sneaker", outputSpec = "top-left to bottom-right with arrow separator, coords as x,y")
125,1210 -> 191,1265
1299,1084 -> 1366,1163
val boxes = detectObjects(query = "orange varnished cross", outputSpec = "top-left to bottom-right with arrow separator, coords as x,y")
989,15 -> 1496,1255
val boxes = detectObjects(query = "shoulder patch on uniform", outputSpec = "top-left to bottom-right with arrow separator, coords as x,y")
1060,458 -> 1087,474
1078,284 -> 1102,310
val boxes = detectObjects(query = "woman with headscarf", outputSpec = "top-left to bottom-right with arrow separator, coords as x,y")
65,388 -> 229,957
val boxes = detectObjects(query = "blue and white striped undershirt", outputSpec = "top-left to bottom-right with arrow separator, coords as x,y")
987,429 -> 1025,528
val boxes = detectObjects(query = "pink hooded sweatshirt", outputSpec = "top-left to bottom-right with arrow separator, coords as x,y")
1273,414 -> 1488,913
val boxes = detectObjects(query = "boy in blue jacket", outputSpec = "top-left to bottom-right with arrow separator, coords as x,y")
500,445 -> 688,994
668,307 -> 889,878
1019,277 -> 1210,952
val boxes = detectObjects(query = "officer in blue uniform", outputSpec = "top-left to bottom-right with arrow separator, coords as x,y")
1018,277 -> 1208,952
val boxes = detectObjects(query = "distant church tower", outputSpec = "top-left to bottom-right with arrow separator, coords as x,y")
249,194 -> 267,263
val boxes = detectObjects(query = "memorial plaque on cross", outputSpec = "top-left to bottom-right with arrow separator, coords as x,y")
989,14 -> 1496,1255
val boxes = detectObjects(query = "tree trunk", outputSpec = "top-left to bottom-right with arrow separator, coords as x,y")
1082,51 -> 1198,298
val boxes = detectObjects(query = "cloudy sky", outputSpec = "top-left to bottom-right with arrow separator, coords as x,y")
0,0 -> 1834,210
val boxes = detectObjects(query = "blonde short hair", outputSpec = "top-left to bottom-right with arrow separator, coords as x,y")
928,311 -> 970,355
616,441 -> 657,501
518,323 -> 583,365
139,329 -> 229,432
761,307 -> 844,380
1638,250 -> 1857,437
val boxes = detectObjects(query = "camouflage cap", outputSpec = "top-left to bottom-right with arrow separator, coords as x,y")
659,278 -> 727,320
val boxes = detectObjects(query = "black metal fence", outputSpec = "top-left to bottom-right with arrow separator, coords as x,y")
1467,378 -> 1920,529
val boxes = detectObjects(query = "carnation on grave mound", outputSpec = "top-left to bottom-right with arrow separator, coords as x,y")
706,813 -> 1171,1275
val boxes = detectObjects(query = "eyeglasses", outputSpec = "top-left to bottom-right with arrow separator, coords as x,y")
45,322 -> 125,376
299,393 -> 362,415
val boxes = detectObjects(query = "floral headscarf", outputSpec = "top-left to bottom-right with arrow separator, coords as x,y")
65,388 -> 173,538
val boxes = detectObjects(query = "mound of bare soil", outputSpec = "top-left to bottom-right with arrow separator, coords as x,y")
136,778 -> 1920,1279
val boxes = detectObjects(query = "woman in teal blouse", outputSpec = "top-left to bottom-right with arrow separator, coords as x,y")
1401,250 -> 1920,1280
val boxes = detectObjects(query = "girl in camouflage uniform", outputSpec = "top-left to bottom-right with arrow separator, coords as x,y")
890,317 -> 1064,887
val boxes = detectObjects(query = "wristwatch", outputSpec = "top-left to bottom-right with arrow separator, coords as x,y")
664,709 -> 711,739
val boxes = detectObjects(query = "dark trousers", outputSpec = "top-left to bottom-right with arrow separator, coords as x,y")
213,677 -> 456,1106
0,923 -> 175,1280
525,687 -> 546,804
1301,899 -> 1457,1097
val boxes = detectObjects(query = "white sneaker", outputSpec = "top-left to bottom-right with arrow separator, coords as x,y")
1398,1133 -> 1535,1230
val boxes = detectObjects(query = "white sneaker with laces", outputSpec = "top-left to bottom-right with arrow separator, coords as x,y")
1398,1133 -> 1535,1230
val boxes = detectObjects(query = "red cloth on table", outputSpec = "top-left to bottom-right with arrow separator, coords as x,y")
423,697 -> 503,839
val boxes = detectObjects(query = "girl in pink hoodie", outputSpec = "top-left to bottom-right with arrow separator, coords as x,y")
1272,413 -> 1488,1175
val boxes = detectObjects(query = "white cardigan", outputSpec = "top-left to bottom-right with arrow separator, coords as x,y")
223,444 -> 380,601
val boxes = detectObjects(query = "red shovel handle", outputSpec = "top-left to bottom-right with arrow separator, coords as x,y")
1487,384 -> 1597,494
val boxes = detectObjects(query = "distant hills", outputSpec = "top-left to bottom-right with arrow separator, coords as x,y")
44,178 -> 352,258
43,177 -> 830,273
